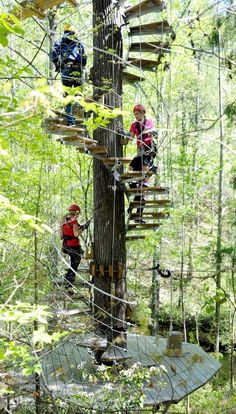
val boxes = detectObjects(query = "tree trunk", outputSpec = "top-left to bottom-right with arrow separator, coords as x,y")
92,0 -> 126,344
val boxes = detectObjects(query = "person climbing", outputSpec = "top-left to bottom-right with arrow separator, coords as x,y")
127,155 -> 148,224
51,24 -> 87,126
126,105 -> 158,223
129,104 -> 158,174
60,204 -> 89,294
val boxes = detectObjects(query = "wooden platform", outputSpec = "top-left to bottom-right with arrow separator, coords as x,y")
125,0 -> 166,20
129,41 -> 170,54
39,333 -> 221,407
123,72 -> 145,84
128,58 -> 160,71
126,185 -> 169,195
58,136 -> 97,146
16,0 -> 76,20
46,124 -> 86,135
129,21 -> 172,36
128,223 -> 161,230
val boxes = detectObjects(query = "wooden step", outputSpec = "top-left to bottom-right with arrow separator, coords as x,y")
47,124 -> 86,135
101,345 -> 129,362
129,212 -> 170,220
102,157 -> 133,165
119,171 -> 152,183
128,223 -> 161,230
16,0 -> 76,20
129,199 -> 171,207
61,136 -> 97,146
123,72 -> 145,84
129,21 -> 172,36
126,234 -> 146,241
51,109 -> 84,123
126,185 -> 169,195
77,146 -> 108,157
45,116 -> 84,126
129,41 -> 170,54
77,336 -> 108,350
55,308 -> 90,318
125,0 -> 166,20
128,58 -> 160,71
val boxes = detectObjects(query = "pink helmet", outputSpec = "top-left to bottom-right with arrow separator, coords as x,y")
133,104 -> 146,113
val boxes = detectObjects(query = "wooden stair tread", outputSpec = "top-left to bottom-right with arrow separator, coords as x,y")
128,58 -> 160,71
49,124 -> 85,134
16,0 -> 76,20
77,146 -> 108,156
129,212 -> 170,219
123,72 -> 145,83
120,171 -> 152,178
102,157 -> 133,165
129,21 -> 172,36
129,199 -> 171,206
125,0 -> 166,20
55,308 -> 90,318
128,223 -> 161,230
45,116 -> 84,125
101,345 -> 130,362
60,136 -> 97,145
126,234 -> 146,241
129,41 -> 170,54
127,185 -> 168,194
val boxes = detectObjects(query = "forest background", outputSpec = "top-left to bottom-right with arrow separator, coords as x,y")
0,0 -> 235,413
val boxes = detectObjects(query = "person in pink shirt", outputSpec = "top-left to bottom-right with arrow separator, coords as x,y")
129,104 -> 158,173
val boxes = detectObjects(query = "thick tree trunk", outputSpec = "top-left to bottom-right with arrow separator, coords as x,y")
92,0 -> 126,343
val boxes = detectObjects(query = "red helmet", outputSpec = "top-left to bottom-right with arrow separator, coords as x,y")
133,104 -> 146,113
68,204 -> 81,212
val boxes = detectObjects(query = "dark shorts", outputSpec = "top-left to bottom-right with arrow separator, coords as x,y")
61,64 -> 83,87
62,245 -> 84,256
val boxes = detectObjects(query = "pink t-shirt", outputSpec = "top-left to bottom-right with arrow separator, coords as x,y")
130,118 -> 154,149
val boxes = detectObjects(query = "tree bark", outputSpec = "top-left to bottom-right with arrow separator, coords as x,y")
92,0 -> 126,344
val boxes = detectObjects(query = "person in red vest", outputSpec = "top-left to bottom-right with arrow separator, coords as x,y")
60,204 -> 89,294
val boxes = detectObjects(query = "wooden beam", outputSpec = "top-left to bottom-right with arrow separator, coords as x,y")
128,21 -> 172,36
129,199 -> 171,207
129,41 -> 170,54
125,0 -> 166,20
62,136 -> 97,145
48,124 -> 86,134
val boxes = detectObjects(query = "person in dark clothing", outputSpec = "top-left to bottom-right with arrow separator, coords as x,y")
51,24 -> 87,126
60,204 -> 89,294
128,155 -> 149,224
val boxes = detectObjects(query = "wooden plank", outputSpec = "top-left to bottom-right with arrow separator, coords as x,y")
128,58 -> 160,71
48,124 -> 85,134
62,136 -> 97,145
123,72 -> 145,84
45,116 -> 84,126
129,21 -> 172,36
128,223 -> 161,230
125,0 -> 166,20
102,157 -> 133,165
55,308 -> 90,318
130,212 -> 169,219
129,199 -> 171,206
126,234 -> 146,241
126,185 -> 169,194
120,171 -> 152,183
129,41 -> 170,54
